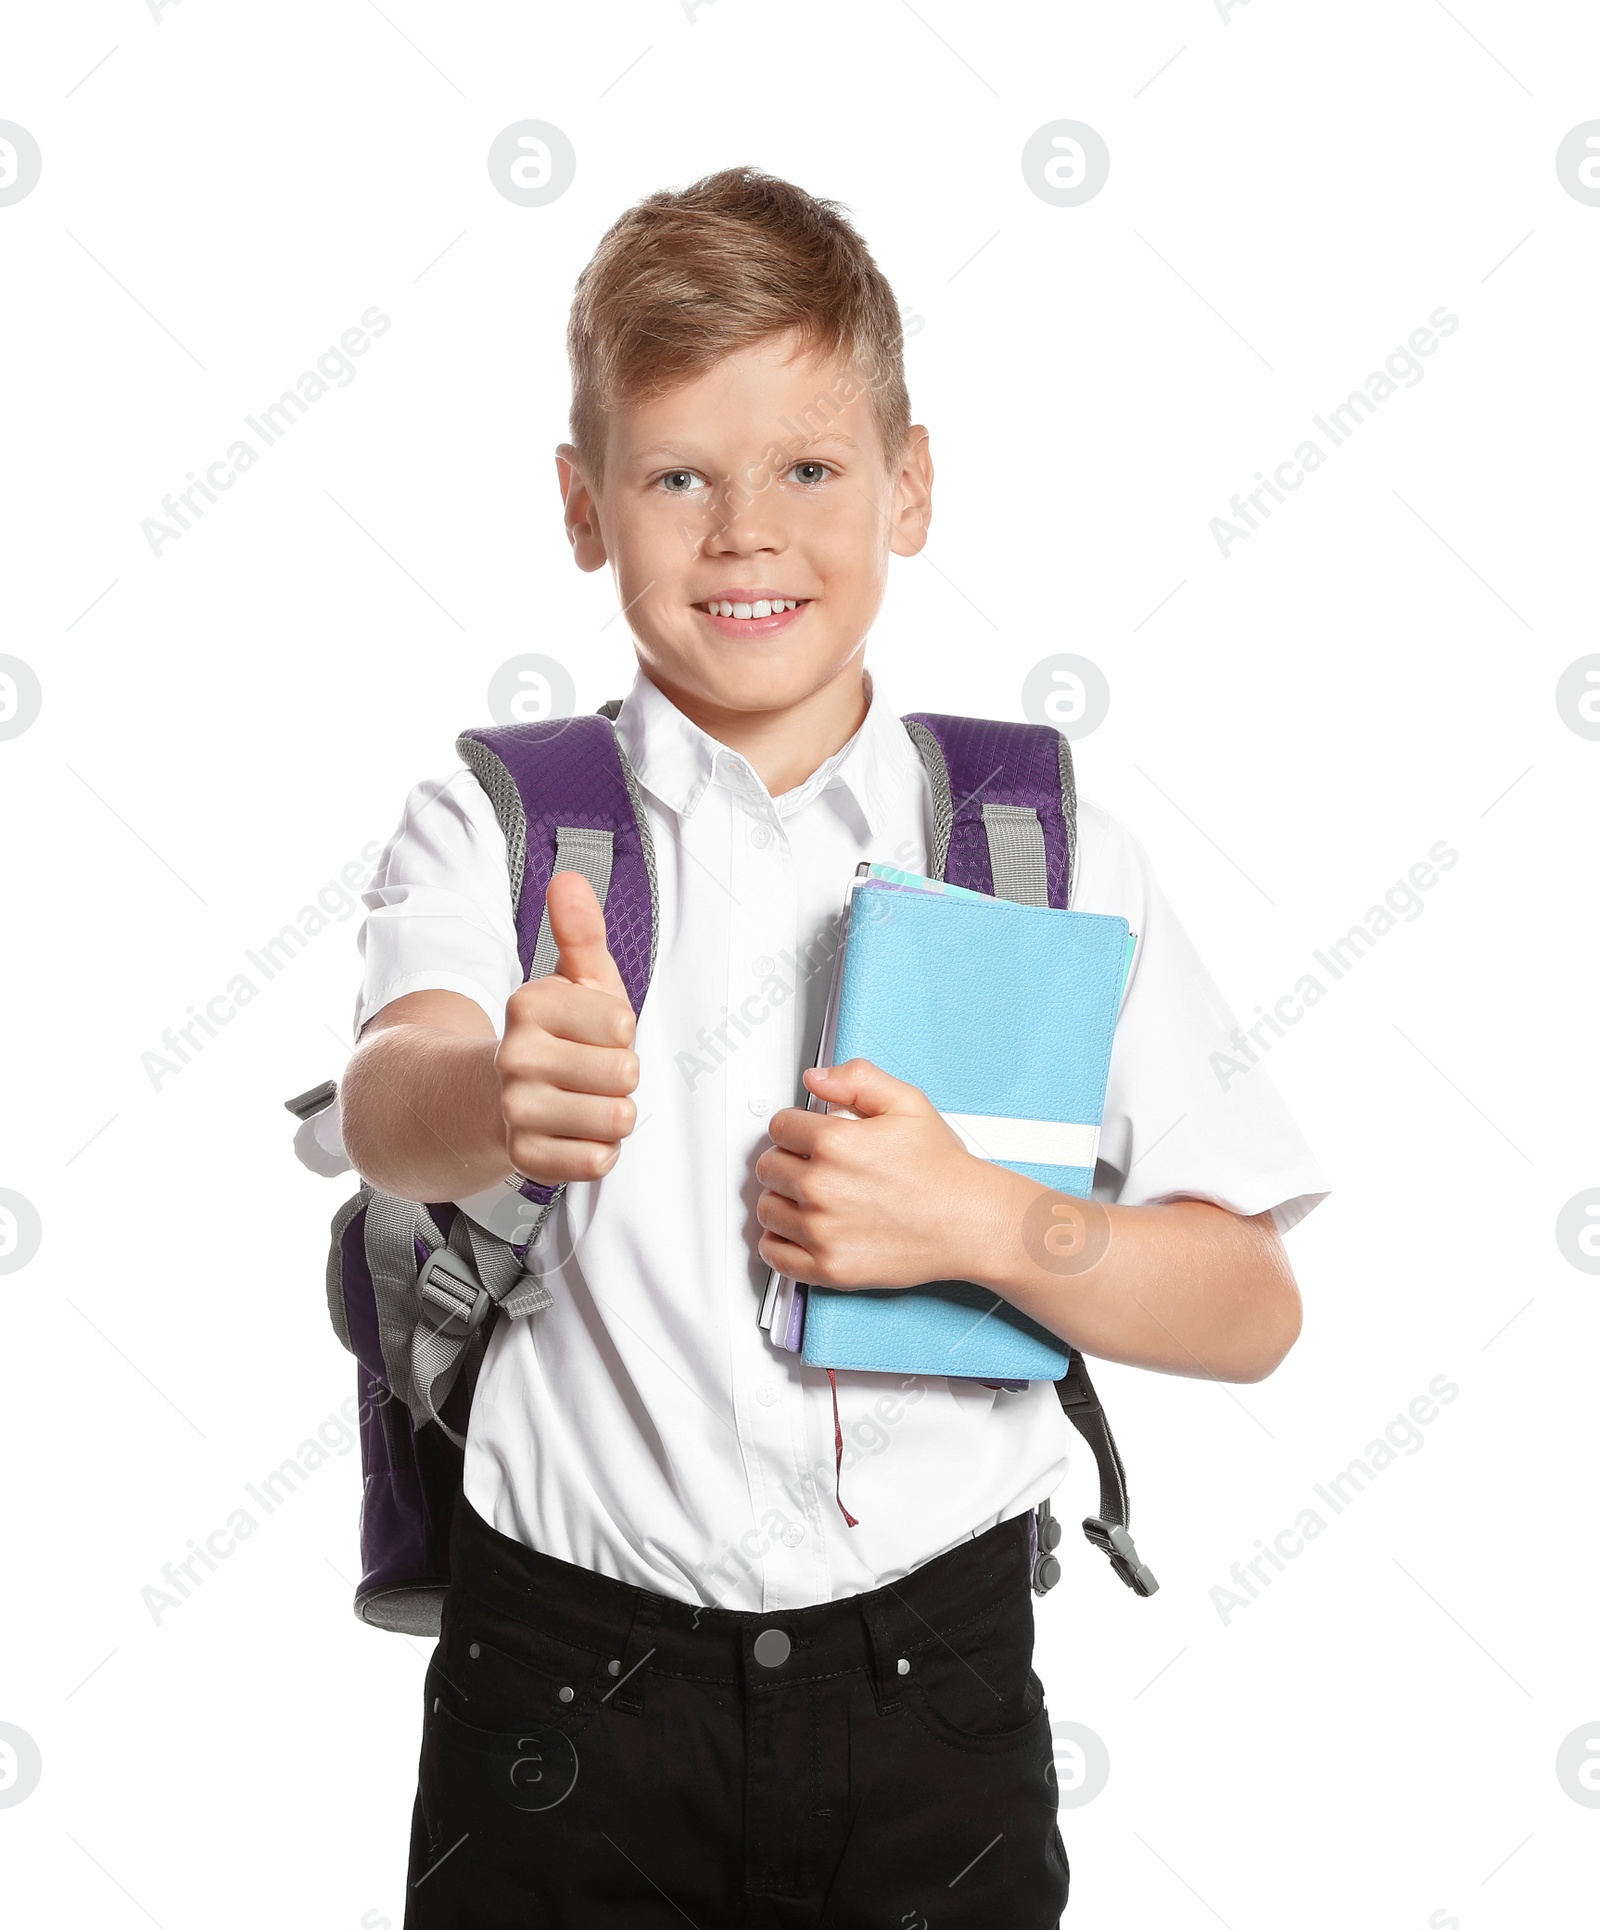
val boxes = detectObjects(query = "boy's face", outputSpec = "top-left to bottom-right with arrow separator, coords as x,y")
557,329 -> 933,720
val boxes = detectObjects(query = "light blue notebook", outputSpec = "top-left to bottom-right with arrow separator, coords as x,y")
765,866 -> 1132,1383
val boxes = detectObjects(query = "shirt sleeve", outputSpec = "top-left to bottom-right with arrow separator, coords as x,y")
1073,799 -> 1331,1234
354,768 -> 523,1038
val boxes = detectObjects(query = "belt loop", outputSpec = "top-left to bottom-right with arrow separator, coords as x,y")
606,1593 -> 662,1716
860,1598 -> 906,1716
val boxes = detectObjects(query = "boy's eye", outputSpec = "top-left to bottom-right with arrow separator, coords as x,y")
657,469 -> 706,493
788,461 -> 830,488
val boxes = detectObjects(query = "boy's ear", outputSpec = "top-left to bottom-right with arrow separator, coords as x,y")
887,425 -> 934,559
555,443 -> 609,573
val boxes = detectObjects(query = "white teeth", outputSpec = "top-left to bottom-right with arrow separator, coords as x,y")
706,598 -> 800,618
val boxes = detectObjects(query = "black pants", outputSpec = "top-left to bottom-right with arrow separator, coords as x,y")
405,1497 -> 1070,1927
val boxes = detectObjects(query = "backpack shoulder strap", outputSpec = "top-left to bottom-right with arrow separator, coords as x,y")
901,711 -> 1076,907
383,705 -> 659,1443
1054,1355 -> 1158,1596
456,708 -> 658,1011
455,703 -> 656,1200
899,711 -> 1157,1600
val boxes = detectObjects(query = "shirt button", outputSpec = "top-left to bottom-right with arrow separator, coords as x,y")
756,1383 -> 778,1407
749,823 -> 773,849
779,1524 -> 805,1548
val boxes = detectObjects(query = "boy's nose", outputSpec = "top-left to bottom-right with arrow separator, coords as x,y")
704,487 -> 788,555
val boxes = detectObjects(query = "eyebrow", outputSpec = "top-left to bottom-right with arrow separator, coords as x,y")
628,428 -> 861,465
627,445 -> 707,465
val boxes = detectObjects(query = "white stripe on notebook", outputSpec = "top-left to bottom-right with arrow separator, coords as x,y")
941,1112 -> 1100,1171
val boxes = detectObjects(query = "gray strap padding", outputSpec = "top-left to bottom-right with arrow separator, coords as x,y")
528,826 -> 615,981
325,1188 -> 368,1355
613,736 -> 661,982
902,719 -> 953,881
981,802 -> 1049,906
455,738 -> 528,914
1058,731 -> 1079,909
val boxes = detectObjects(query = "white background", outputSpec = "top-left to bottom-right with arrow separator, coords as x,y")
3,2 -> 1597,1925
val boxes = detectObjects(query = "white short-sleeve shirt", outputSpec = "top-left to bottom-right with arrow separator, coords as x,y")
353,667 -> 1330,1611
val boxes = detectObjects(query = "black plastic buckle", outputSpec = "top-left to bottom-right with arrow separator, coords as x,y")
416,1246 -> 492,1342
1082,1517 -> 1159,1597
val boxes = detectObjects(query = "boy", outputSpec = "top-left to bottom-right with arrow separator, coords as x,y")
340,166 -> 1327,1927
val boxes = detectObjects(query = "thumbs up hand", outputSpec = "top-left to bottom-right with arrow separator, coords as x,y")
496,870 -> 640,1187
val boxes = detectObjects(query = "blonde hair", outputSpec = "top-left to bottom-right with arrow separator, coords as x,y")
567,166 -> 911,485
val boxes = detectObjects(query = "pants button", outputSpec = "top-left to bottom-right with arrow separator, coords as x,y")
753,1628 -> 791,1669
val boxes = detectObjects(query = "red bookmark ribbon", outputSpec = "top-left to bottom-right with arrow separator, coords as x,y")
826,1368 -> 858,1527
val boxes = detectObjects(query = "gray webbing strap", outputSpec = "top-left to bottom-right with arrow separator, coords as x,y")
365,1191 -> 558,1446
462,1216 -> 553,1322
406,1208 -> 470,1433
528,827 -> 615,981
981,802 -> 1049,906
364,1191 -> 441,1415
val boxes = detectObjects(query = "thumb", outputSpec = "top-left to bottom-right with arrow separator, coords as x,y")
803,1057 -> 929,1121
546,870 -> 630,1002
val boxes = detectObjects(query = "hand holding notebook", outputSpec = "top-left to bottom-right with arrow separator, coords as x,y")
759,864 -> 1134,1384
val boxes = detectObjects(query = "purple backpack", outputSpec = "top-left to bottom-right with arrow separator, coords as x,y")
290,703 -> 1155,1636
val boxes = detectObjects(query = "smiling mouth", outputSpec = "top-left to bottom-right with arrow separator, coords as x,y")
696,596 -> 808,621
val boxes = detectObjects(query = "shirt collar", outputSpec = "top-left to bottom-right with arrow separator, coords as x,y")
611,664 -> 918,838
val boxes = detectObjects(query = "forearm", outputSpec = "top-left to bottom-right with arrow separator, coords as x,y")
958,1164 -> 1303,1384
339,1024 -> 513,1204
